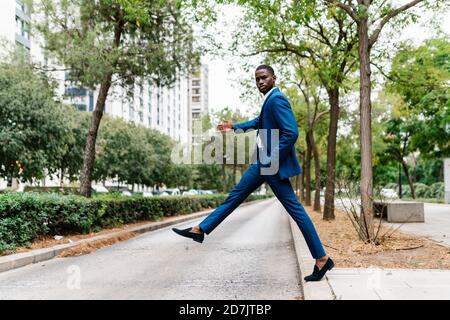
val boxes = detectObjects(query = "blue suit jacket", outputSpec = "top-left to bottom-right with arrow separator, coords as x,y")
233,87 -> 302,180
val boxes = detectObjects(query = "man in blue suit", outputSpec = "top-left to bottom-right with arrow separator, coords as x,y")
173,65 -> 334,281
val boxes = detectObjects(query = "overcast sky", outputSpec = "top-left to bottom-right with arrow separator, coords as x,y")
202,4 -> 450,117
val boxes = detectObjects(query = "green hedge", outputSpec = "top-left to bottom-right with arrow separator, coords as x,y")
383,182 -> 444,199
0,193 -> 271,253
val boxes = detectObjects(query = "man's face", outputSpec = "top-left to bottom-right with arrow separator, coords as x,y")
255,69 -> 276,95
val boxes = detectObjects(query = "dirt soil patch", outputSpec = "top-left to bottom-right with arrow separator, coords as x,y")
57,232 -> 137,257
2,213 -> 204,257
306,206 -> 450,269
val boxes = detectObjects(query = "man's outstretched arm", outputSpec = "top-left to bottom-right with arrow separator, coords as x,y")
217,117 -> 260,133
232,117 -> 260,132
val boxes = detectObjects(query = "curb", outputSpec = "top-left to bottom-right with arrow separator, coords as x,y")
0,198 -> 272,274
289,217 -> 336,300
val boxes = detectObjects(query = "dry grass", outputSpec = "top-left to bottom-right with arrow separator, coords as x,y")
57,232 -> 137,257
2,208 -> 214,257
305,206 -> 450,269
6,219 -> 153,257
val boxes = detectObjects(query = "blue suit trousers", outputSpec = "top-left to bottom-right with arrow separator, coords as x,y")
199,164 -> 326,259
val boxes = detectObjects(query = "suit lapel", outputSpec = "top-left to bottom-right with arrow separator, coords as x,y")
258,87 -> 279,128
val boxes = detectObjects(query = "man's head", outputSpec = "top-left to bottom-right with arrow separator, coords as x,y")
255,65 -> 276,95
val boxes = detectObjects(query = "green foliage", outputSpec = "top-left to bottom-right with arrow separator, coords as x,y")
0,57 -> 66,181
35,0 -> 199,90
0,192 -> 271,253
93,115 -> 189,188
413,182 -> 430,198
428,182 -> 444,199
57,105 -> 90,182
387,38 -> 450,158
396,182 -> 444,199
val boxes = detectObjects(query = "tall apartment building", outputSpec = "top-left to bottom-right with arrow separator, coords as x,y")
189,64 -> 209,120
0,0 -> 32,53
103,77 -> 191,144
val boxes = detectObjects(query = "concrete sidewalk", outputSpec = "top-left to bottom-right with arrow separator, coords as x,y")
327,268 -> 450,300
385,203 -> 450,248
287,201 -> 450,300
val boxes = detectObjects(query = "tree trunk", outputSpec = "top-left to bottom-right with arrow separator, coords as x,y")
300,151 -> 305,201
401,158 -> 416,199
79,19 -> 123,198
411,154 -> 417,184
79,73 -> 113,197
60,167 -> 64,189
310,130 -> 321,212
358,17 -> 375,241
398,162 -> 403,198
304,136 -> 312,206
222,163 -> 227,193
323,88 -> 340,220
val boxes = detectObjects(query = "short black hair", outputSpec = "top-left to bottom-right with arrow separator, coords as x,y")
255,64 -> 275,75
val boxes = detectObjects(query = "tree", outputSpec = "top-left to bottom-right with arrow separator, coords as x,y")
382,118 -> 417,198
387,38 -> 450,159
0,57 -> 65,182
35,0 -> 199,196
322,0 -> 444,241
292,70 -> 328,212
94,116 -> 176,189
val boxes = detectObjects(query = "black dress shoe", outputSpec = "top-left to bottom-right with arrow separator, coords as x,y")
172,227 -> 204,243
304,257 -> 335,282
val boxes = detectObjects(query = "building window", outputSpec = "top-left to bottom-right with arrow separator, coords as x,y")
192,80 -> 200,87
192,96 -> 200,103
15,16 -> 29,40
89,91 -> 94,112
16,0 -> 25,12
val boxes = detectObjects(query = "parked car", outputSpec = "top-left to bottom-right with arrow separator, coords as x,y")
92,185 -> 109,193
380,188 -> 398,198
153,190 -> 169,196
165,188 -> 181,196
182,189 -> 198,196
121,190 -> 132,196
142,191 -> 153,197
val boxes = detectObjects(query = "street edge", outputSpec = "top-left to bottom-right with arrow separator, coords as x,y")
289,217 -> 336,300
0,198 -> 273,274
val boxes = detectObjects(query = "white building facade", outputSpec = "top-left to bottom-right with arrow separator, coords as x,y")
190,64 -> 209,121
0,0 -> 206,190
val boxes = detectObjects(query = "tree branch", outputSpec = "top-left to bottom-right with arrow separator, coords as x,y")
323,0 -> 359,22
315,110 -> 329,124
369,0 -> 424,48
242,47 -> 309,59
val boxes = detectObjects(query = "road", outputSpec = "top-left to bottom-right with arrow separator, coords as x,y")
0,198 -> 303,300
